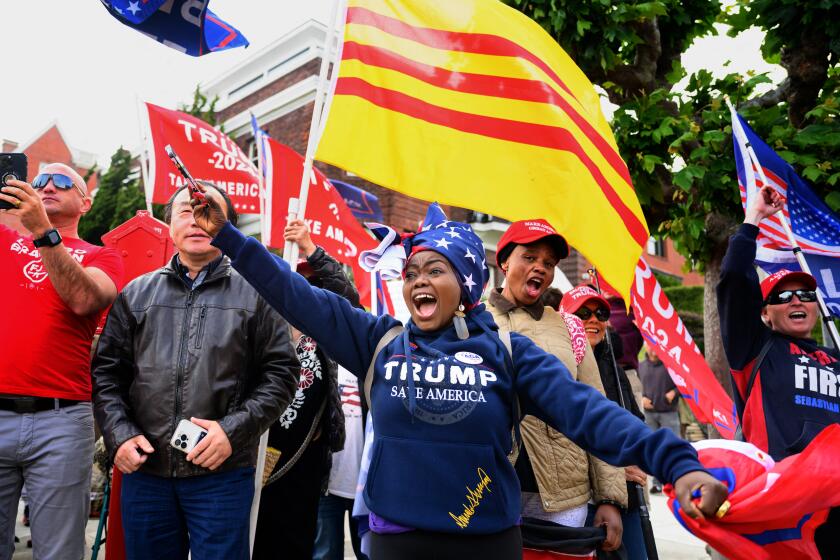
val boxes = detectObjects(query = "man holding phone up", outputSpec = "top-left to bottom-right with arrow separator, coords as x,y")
92,183 -> 299,560
0,163 -> 123,559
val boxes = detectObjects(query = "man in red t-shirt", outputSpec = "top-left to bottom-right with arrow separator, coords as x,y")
0,163 -> 123,559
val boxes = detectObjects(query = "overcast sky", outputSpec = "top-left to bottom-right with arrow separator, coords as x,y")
2,2 -> 783,167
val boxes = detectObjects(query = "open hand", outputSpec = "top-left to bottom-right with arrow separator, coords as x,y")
674,470 -> 729,519
186,417 -> 232,471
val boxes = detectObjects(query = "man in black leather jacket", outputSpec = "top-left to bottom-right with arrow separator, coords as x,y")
92,184 -> 299,560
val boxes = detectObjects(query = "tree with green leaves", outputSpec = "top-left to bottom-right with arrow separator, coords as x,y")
505,0 -> 840,390
78,147 -> 145,244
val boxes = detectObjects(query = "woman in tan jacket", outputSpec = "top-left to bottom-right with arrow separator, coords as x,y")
487,219 -> 627,553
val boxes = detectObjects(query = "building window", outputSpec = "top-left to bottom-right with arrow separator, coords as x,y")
647,237 -> 666,258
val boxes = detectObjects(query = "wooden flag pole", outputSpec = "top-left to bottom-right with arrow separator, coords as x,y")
282,0 -> 344,265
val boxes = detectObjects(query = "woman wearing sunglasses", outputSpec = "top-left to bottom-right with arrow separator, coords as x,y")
560,286 -> 649,560
190,193 -> 727,560
718,184 -> 840,559
487,219 -> 628,556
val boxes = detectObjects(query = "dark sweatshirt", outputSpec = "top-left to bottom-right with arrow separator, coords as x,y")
717,223 -> 840,460
213,223 -> 706,535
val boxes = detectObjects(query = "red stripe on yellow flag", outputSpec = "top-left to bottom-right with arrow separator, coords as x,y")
316,0 -> 650,300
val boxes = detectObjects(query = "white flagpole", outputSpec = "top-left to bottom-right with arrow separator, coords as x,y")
282,0 -> 344,266
371,271 -> 378,316
729,100 -> 840,348
134,97 -> 153,212
251,2 -> 344,555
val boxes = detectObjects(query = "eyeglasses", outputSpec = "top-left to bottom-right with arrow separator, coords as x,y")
764,289 -> 818,306
574,306 -> 611,322
31,173 -> 86,197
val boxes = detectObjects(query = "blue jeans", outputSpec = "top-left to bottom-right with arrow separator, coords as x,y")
313,493 -> 368,560
587,503 -> 648,560
121,467 -> 255,560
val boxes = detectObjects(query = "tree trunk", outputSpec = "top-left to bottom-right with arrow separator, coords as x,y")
703,250 -> 733,399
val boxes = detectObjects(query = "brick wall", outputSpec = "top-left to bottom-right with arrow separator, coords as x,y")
21,126 -> 98,193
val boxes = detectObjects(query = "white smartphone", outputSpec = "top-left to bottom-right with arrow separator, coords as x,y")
170,419 -> 208,454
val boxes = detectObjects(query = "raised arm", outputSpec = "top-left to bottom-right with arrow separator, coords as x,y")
716,186 -> 779,371
511,333 -> 727,518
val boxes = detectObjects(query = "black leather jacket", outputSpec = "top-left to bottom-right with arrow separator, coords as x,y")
92,255 -> 300,478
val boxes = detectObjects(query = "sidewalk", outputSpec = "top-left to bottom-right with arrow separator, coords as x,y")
12,491 -> 710,560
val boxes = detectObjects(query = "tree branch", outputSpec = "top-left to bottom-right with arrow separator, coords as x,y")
740,78 -> 791,110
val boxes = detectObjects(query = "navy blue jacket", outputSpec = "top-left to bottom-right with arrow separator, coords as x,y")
717,223 -> 840,460
214,223 -> 705,534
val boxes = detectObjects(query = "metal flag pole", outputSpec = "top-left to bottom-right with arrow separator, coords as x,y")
588,268 -> 660,560
282,0 -> 344,265
743,137 -> 840,349
727,98 -> 840,349
251,1 -> 345,555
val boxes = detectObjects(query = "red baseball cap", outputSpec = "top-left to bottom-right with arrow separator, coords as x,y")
760,269 -> 817,301
560,285 -> 609,314
496,219 -> 569,268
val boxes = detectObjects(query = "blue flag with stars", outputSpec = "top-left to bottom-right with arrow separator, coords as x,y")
101,0 -> 248,57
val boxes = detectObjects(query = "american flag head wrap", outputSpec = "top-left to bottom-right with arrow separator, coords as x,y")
359,203 -> 489,308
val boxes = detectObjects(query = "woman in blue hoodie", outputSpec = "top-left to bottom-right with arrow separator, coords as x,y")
191,196 -> 727,560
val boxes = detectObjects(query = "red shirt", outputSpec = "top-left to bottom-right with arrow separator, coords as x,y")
0,224 -> 124,400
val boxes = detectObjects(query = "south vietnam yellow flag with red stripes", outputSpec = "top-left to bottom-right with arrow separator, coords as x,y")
316,0 -> 650,300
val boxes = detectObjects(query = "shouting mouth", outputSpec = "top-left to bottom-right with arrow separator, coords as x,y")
413,292 -> 438,319
525,277 -> 544,299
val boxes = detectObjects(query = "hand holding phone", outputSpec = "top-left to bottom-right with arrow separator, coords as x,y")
0,153 -> 27,210
164,145 -> 206,204
170,418 -> 209,454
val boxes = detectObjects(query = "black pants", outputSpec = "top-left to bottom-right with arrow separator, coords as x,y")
252,439 -> 330,560
369,525 -> 522,560
816,506 -> 840,559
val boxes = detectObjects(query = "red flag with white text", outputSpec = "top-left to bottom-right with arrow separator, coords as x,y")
262,137 -> 377,306
629,257 -> 740,438
144,102 -> 261,212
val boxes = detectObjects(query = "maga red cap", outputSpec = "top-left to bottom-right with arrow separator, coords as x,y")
496,219 -> 569,268
760,269 -> 817,301
560,285 -> 609,315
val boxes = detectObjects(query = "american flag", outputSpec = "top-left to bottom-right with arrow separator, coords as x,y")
730,105 -> 840,260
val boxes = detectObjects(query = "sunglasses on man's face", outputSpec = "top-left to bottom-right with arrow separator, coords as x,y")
31,173 -> 85,197
765,289 -> 818,306
574,306 -> 611,322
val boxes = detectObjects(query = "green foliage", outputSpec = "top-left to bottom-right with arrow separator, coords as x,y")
653,270 -> 681,288
663,285 -> 704,315
78,147 -> 145,245
506,1 -> 840,272
726,0 -> 840,64
178,86 -> 221,129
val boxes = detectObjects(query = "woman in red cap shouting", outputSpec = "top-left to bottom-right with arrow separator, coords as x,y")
487,219 -> 627,556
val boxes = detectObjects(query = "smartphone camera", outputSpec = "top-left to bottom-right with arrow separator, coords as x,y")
0,153 -> 28,210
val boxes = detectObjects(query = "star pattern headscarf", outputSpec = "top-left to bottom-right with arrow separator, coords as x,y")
359,202 -> 489,308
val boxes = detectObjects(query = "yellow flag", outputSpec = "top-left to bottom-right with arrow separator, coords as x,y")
316,0 -> 649,299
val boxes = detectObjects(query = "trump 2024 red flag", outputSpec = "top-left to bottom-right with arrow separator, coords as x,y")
144,102 -> 261,212
261,137 -> 377,304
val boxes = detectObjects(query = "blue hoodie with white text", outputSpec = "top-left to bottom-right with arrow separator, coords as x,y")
213,223 -> 705,535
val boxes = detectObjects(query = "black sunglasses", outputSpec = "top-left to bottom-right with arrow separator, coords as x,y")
31,173 -> 85,197
574,306 -> 611,322
765,289 -> 818,306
